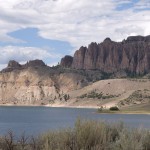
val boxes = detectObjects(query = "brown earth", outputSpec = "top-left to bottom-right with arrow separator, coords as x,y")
49,78 -> 150,109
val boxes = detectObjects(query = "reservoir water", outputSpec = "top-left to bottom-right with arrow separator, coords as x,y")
0,106 -> 149,136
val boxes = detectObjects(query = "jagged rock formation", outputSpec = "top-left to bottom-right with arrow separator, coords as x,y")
61,35 -> 150,74
60,55 -> 73,68
2,60 -> 22,72
1,35 -> 150,106
24,60 -> 46,68
0,60 -> 87,105
2,59 -> 46,72
8,60 -> 22,68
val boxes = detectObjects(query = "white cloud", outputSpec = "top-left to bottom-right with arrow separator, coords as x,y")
0,46 -> 61,64
47,62 -> 59,67
0,0 -> 149,51
0,64 -> 7,71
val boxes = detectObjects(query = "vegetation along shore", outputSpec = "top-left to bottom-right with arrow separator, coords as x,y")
0,119 -> 150,150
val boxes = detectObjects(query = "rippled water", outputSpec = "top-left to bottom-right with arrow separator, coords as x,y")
0,106 -> 149,136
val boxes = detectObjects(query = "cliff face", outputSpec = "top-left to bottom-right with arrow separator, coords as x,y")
60,55 -> 73,68
61,35 -> 150,74
0,60 -> 87,105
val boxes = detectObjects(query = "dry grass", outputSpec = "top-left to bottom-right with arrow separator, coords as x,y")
0,119 -> 149,150
66,79 -> 150,109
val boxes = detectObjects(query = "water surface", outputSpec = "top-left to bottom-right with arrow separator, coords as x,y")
0,106 -> 149,136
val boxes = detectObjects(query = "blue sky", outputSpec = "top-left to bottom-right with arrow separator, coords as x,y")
8,28 -> 73,64
0,0 -> 150,69
116,0 -> 140,10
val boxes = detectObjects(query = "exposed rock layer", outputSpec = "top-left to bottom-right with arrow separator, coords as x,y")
0,60 -> 87,104
61,35 -> 150,74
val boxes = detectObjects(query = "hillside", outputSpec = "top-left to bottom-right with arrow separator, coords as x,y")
0,60 -> 150,111
51,78 -> 150,110
0,60 -> 88,105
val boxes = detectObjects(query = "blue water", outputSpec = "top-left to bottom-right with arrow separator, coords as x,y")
0,106 -> 149,136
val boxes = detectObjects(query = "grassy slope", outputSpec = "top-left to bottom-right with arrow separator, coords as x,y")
65,78 -> 150,112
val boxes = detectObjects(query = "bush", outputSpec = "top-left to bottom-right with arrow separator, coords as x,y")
109,106 -> 119,111
79,91 -> 118,99
0,119 -> 150,150
97,107 -> 103,112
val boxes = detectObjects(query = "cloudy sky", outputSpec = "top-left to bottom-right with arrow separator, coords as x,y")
0,0 -> 150,69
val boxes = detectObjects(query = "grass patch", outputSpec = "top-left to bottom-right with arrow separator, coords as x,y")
98,109 -> 150,114
98,106 -> 120,113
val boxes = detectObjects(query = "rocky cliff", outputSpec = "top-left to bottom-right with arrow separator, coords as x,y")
60,55 -> 73,68
0,60 -> 87,105
61,35 -> 150,74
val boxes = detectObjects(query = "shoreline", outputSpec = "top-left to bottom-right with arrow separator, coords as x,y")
0,103 -> 99,109
97,110 -> 150,115
0,103 -> 150,114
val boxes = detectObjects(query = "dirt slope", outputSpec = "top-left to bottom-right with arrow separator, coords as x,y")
52,79 -> 150,109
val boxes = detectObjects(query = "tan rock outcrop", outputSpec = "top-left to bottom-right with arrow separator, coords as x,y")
0,60 -> 86,105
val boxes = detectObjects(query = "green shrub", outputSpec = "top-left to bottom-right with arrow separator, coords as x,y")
79,91 -> 118,99
97,107 -> 103,112
109,106 -> 119,111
